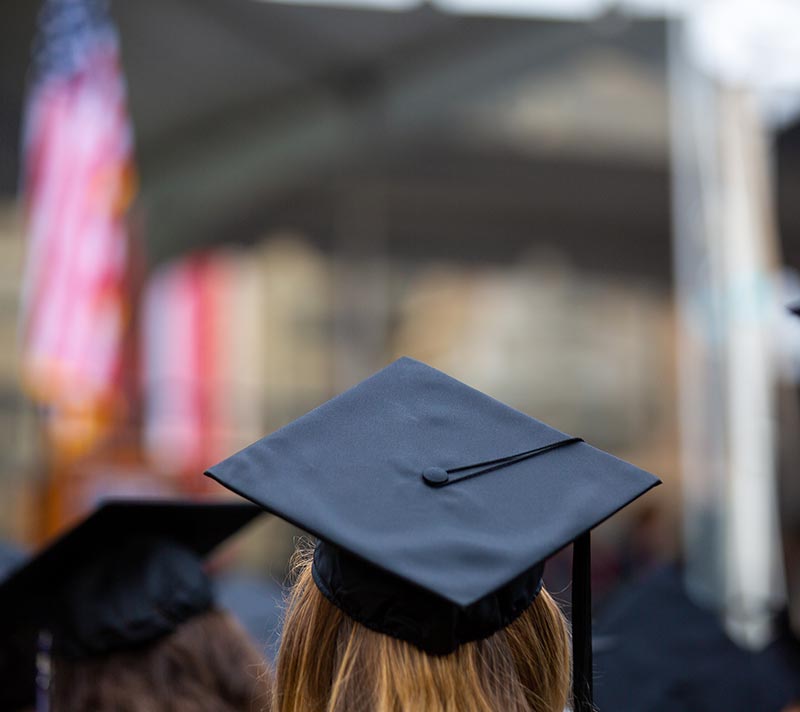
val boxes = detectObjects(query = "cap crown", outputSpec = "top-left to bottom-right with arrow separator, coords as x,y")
207,357 -> 659,607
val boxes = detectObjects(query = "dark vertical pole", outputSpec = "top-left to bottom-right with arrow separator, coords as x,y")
572,531 -> 593,712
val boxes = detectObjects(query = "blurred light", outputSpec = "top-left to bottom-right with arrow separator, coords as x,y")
687,0 -> 800,90
622,0 -> 690,14
433,0 -> 606,19
257,0 -> 421,10
432,0 -> 698,19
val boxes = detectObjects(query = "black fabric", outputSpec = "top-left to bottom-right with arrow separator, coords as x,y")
0,500 -> 261,661
571,532 -> 593,712
206,355 -> 660,698
0,543 -> 34,711
0,500 -> 260,622
594,564 -> 800,712
207,358 -> 659,610
0,620 -> 37,711
54,538 -> 213,658
312,540 -> 545,655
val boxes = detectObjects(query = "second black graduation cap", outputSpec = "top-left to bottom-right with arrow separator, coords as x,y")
0,500 -> 261,659
206,357 -> 660,711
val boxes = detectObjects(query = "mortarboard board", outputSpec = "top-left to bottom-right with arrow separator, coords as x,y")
206,357 -> 660,712
0,498 -> 261,700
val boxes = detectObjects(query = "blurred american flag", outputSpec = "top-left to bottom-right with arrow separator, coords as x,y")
20,0 -> 135,456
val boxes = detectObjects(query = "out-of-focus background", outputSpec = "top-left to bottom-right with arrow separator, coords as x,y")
1,0 -> 800,704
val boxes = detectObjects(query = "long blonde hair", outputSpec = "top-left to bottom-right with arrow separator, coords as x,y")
274,547 -> 571,712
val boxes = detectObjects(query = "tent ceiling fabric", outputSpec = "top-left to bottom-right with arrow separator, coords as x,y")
3,0 -> 670,277
114,0 -> 461,146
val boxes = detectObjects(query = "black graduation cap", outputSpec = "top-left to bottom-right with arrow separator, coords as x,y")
0,500 -> 261,663
206,357 -> 660,711
594,565 -> 800,712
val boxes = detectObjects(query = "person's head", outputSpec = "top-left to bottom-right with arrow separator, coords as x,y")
51,608 -> 269,712
0,500 -> 268,711
207,357 -> 661,712
274,547 -> 570,712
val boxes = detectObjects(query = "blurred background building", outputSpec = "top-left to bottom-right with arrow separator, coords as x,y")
1,0 -> 800,702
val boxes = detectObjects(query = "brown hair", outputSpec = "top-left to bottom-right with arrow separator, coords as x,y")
51,609 -> 271,712
274,549 -> 571,712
